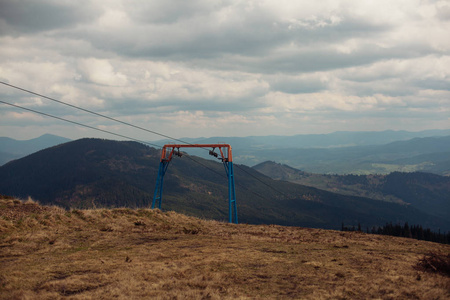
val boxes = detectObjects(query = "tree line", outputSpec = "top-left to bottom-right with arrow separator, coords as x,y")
341,222 -> 450,245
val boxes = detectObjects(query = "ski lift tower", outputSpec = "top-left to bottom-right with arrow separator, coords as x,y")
151,144 -> 238,224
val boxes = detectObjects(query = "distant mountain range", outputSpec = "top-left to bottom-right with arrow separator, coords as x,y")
0,138 -> 448,231
174,129 -> 450,149
262,135 -> 450,175
0,134 -> 70,165
158,131 -> 450,175
2,130 -> 450,175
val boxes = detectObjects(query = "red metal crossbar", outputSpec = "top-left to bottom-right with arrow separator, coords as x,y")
160,144 -> 233,162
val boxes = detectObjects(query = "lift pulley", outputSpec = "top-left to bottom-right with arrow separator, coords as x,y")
174,148 -> 183,157
209,149 -> 219,158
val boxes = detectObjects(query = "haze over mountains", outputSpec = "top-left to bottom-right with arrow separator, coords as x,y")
3,129 -> 450,175
158,130 -> 450,175
176,129 -> 450,149
0,134 -> 70,166
0,138 -> 448,231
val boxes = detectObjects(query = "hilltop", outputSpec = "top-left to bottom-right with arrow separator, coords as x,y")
0,198 -> 449,299
0,138 -> 448,231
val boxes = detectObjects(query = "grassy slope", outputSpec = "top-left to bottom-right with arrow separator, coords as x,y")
1,198 -> 449,299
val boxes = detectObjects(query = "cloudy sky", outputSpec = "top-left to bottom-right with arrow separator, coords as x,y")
1,0 -> 449,141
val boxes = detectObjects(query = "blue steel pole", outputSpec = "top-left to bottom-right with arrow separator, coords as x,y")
228,163 -> 232,223
157,168 -> 164,209
230,162 -> 237,224
227,161 -> 238,224
151,162 -> 163,209
152,161 -> 169,209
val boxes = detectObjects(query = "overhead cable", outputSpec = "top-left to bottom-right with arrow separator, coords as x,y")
0,100 -> 162,149
1,82 -> 293,200
1,99 -> 274,201
0,81 -> 201,147
234,164 -> 292,199
183,154 -> 269,200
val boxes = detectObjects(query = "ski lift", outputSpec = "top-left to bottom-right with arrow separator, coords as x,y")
209,149 -> 219,158
174,148 -> 183,157
153,143 -> 237,224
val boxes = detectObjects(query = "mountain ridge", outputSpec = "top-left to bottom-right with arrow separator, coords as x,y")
0,138 -> 448,231
2,130 -> 449,174
157,132 -> 450,174
253,161 -> 450,221
0,134 -> 71,166
174,129 -> 450,149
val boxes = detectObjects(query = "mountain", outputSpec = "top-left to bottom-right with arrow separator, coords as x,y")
0,138 -> 448,231
244,136 -> 450,174
157,132 -> 450,175
253,161 -> 450,221
0,134 -> 71,166
389,151 -> 450,176
3,130 -> 449,174
172,129 -> 450,149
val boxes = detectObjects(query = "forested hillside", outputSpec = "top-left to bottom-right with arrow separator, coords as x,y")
253,161 -> 450,222
0,138 -> 448,231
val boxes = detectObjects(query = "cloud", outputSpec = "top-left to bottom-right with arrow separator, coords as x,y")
0,0 -> 449,140
126,0 -> 223,25
77,58 -> 128,86
0,0 -> 101,35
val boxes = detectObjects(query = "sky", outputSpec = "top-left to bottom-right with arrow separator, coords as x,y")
0,0 -> 449,141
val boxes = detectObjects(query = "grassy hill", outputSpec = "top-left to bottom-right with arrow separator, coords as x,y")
0,198 -> 449,299
0,138 -> 448,231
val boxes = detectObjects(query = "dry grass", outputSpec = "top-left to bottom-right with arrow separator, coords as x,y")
0,198 -> 449,299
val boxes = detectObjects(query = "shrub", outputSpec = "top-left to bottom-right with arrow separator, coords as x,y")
415,252 -> 450,277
